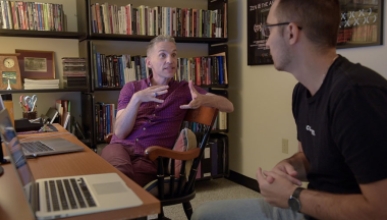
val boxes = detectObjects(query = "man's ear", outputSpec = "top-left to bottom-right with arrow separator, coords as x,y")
288,23 -> 300,45
146,57 -> 151,68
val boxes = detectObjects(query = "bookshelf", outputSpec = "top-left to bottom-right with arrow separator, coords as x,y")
77,0 -> 230,179
0,0 -> 83,132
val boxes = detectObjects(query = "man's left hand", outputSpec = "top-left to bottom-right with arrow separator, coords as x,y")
180,80 -> 203,109
256,167 -> 299,208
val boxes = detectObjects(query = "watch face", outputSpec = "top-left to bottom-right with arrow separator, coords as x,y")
4,58 -> 15,68
288,197 -> 301,212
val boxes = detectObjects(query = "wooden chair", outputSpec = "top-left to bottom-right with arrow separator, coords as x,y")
144,106 -> 218,220
104,106 -> 218,219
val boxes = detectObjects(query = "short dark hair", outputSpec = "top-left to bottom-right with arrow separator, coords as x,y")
276,0 -> 340,48
147,35 -> 176,56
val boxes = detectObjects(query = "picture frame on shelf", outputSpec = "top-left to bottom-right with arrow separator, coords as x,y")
15,50 -> 56,80
337,0 -> 384,49
247,0 -> 273,65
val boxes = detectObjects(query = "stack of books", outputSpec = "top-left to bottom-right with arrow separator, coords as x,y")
62,57 -> 87,88
23,78 -> 60,90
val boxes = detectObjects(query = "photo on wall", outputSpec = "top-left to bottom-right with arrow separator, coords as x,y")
247,0 -> 274,65
337,0 -> 383,48
247,0 -> 384,65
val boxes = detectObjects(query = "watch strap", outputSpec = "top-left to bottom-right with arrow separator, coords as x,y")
292,187 -> 305,199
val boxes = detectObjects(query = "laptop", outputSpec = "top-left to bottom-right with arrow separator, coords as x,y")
0,108 -> 143,219
0,96 -> 83,157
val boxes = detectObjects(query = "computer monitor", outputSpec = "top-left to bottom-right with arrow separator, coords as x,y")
0,96 -> 5,175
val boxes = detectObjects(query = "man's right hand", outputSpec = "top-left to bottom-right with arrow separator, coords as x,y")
134,85 -> 169,103
265,160 -> 302,186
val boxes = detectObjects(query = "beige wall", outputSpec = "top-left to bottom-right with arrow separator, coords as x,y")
228,0 -> 387,179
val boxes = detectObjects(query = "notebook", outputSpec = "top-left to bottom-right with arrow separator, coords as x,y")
0,96 -> 83,157
0,108 -> 143,219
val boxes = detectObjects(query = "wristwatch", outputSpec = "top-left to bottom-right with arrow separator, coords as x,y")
288,187 -> 305,212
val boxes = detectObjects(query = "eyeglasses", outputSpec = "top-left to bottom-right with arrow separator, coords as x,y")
261,22 -> 302,37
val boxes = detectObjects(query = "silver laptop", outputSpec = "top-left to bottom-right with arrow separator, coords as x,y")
0,96 -> 83,157
0,108 -> 143,219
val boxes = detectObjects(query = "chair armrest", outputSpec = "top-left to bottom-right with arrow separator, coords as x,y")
104,133 -> 113,143
145,146 -> 200,161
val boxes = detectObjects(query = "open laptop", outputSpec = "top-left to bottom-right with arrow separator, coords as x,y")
0,96 -> 83,157
0,108 -> 143,219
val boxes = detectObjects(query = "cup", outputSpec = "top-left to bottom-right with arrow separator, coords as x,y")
23,111 -> 37,120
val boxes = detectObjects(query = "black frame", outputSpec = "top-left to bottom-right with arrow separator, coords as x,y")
247,0 -> 273,65
337,0 -> 384,49
247,0 -> 384,65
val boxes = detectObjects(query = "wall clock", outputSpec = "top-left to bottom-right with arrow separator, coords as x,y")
0,54 -> 22,90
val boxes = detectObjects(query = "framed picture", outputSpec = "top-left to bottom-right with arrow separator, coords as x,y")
247,0 -> 384,65
15,50 -> 56,79
337,0 -> 384,49
247,0 -> 273,65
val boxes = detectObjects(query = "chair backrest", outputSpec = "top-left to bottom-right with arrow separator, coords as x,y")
144,106 -> 218,218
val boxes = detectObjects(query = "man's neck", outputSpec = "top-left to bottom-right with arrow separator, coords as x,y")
151,75 -> 171,86
292,51 -> 338,96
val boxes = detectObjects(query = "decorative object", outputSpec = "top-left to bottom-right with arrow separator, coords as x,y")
15,50 -> 56,79
0,53 -> 22,90
337,0 -> 383,49
247,0 -> 273,65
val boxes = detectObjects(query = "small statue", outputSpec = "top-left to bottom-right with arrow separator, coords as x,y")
6,79 -> 12,90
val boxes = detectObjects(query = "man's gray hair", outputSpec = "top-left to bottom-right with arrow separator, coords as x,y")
147,35 -> 176,56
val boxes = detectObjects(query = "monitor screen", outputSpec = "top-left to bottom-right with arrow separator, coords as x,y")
0,109 -> 34,188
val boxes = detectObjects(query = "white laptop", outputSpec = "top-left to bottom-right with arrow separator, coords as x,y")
0,96 -> 84,157
0,108 -> 143,219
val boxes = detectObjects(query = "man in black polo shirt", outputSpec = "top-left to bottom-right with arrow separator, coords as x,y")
192,0 -> 387,219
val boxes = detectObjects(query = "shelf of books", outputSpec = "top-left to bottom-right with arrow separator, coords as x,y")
77,0 -> 227,41
83,41 -> 228,92
0,1 -> 80,39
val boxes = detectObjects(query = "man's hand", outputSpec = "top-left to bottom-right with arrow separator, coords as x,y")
134,85 -> 169,103
256,167 -> 298,208
267,160 -> 302,186
180,80 -> 203,109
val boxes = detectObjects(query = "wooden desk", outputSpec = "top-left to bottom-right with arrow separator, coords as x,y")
0,125 -> 160,220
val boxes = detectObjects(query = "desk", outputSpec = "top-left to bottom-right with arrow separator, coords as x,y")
0,124 -> 160,220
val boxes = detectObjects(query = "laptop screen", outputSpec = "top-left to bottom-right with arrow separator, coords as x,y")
0,95 -> 5,111
0,109 -> 35,198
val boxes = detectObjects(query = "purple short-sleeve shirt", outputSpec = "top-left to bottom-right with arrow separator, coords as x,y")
110,78 -> 207,155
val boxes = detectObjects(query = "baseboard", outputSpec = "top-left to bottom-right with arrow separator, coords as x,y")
226,170 -> 260,193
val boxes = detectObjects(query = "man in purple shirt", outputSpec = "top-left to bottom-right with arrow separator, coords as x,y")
101,35 -> 234,186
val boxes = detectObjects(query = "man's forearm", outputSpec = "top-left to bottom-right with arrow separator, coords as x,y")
300,189 -> 386,220
287,152 -> 309,181
114,96 -> 141,139
201,94 -> 234,113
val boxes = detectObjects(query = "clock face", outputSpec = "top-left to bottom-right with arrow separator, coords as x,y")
3,58 -> 15,68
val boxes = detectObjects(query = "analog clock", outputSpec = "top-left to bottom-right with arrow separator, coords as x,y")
0,54 -> 22,90
4,58 -> 15,68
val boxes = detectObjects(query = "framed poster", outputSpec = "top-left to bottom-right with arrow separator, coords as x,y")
247,0 -> 274,65
15,50 -> 56,80
337,0 -> 383,49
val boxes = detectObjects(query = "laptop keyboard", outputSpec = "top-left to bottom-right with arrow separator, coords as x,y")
21,141 -> 54,153
43,178 -> 96,212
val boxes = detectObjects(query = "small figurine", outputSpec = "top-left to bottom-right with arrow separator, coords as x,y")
6,79 -> 12,90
